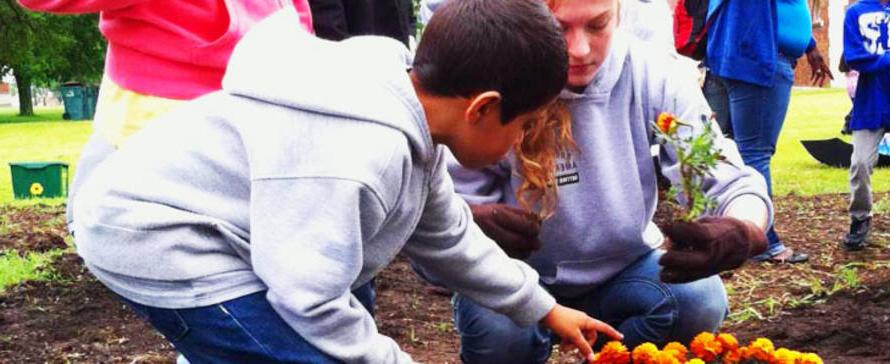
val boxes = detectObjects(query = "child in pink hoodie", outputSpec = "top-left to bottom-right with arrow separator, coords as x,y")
18,0 -> 313,230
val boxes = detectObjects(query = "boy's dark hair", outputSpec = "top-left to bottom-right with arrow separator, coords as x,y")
413,0 -> 568,123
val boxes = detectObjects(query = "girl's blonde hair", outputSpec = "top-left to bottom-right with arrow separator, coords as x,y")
513,100 -> 576,220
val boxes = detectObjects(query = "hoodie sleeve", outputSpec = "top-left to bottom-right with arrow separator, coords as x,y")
445,147 -> 513,205
843,7 -> 890,74
17,0 -> 149,13
404,155 -> 556,327
654,62 -> 774,226
249,177 -> 413,364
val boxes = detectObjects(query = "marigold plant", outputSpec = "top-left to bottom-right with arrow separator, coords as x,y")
651,112 -> 724,222
663,342 -> 688,362
596,333 -> 821,364
631,342 -> 659,364
690,332 -> 723,362
595,341 -> 631,364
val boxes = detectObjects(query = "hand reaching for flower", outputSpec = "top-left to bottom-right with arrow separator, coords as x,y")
540,304 -> 623,363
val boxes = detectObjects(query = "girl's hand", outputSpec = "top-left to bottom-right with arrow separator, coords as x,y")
540,304 -> 623,363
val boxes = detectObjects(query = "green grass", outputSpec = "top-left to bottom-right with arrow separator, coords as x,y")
774,88 -> 890,196
0,249 -> 66,294
0,107 -> 92,205
0,106 -> 64,124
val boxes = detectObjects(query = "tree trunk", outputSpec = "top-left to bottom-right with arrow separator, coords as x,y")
14,71 -> 34,116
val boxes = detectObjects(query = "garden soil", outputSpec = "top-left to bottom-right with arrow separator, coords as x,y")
1,193 -> 889,363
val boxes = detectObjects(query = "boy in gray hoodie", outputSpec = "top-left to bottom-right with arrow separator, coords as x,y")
447,0 -> 771,362
71,1 -> 623,363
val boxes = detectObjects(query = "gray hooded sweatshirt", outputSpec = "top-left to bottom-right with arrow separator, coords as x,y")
73,8 -> 554,363
449,31 -> 773,298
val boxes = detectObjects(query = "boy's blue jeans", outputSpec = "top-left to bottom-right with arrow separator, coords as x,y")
703,55 -> 795,258
121,282 -> 375,364
452,250 -> 728,364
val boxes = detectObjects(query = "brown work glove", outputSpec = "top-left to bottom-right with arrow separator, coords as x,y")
659,216 -> 768,284
470,203 -> 541,259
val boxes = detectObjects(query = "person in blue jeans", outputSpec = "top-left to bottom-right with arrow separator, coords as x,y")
444,0 -> 773,361
70,2 -> 625,363
703,0 -> 833,263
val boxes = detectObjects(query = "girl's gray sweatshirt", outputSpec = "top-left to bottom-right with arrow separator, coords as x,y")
73,8 -> 554,363
449,32 -> 773,298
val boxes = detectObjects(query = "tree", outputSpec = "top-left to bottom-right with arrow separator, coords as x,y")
0,0 -> 105,116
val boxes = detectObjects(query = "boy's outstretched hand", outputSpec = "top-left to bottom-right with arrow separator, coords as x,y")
659,216 -> 768,283
541,304 -> 623,363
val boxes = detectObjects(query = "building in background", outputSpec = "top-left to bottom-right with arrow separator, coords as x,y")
0,74 -> 13,107
798,0 -> 849,88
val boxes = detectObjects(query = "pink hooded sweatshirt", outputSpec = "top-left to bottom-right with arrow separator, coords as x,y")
18,0 -> 313,100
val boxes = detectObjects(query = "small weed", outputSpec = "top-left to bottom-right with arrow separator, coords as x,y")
873,198 -> 890,215
432,321 -> 453,333
728,306 -> 764,324
0,248 -> 66,293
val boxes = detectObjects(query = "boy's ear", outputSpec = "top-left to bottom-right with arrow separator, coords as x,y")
465,91 -> 502,124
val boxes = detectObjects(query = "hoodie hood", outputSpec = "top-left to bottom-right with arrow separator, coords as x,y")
223,7 -> 434,162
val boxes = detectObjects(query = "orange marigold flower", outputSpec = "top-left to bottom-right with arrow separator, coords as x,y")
721,349 -> 742,364
656,112 -> 678,134
653,350 -> 681,364
797,352 -> 824,364
684,359 -> 706,364
738,346 -> 752,360
746,338 -> 775,362
772,348 -> 800,364
690,332 -> 723,362
716,333 -> 739,351
632,343 -> 659,364
663,342 -> 688,362
594,341 -> 630,364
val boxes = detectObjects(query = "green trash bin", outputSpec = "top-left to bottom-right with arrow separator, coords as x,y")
60,83 -> 87,120
9,162 -> 69,199
83,85 -> 99,120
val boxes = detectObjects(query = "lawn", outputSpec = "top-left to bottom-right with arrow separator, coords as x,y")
773,88 -> 889,196
0,107 -> 91,205
1,89 -> 885,206
0,106 -> 64,124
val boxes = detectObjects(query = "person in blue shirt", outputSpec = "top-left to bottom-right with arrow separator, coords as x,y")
703,0 -> 833,263
841,0 -> 890,251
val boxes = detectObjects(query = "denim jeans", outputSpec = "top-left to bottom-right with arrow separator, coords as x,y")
703,72 -> 733,138
121,282 -> 376,364
453,250 -> 728,364
703,56 -> 795,257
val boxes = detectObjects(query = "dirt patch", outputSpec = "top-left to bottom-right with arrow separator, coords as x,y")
0,205 -> 68,253
1,192 -> 888,363
731,280 -> 890,363
0,253 -> 175,363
